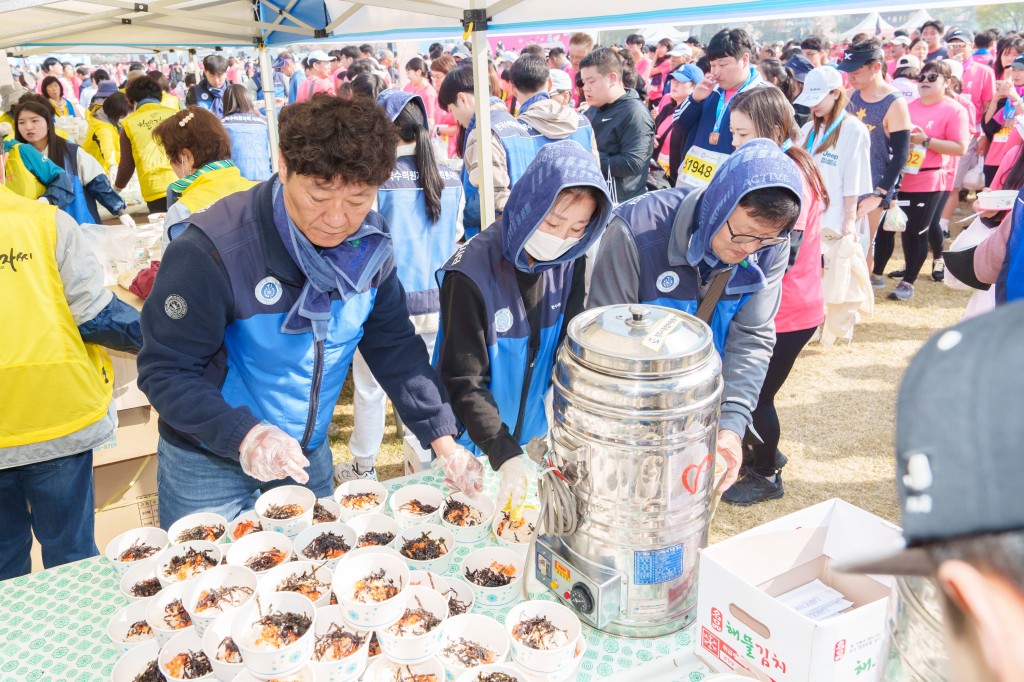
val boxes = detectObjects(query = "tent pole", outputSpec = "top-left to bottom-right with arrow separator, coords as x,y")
258,41 -> 280,170
467,9 -> 495,227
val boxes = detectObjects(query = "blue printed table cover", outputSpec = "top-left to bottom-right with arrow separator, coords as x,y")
0,468 -> 716,681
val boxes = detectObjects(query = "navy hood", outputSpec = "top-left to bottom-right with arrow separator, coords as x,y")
376,89 -> 428,128
500,140 -> 611,274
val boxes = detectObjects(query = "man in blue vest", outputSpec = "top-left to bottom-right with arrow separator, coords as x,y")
185,55 -> 228,118
434,140 -> 612,513
138,96 -> 468,527
588,138 -> 802,495
510,55 -> 599,162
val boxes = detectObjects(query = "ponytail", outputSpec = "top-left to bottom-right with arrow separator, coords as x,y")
786,144 -> 830,210
395,101 -> 445,223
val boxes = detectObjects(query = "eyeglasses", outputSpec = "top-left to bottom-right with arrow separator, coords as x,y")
917,73 -> 942,83
726,219 -> 788,246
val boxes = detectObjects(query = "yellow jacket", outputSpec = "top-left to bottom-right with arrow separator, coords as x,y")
0,112 -> 13,141
122,101 -> 177,202
178,164 -> 257,213
161,92 -> 181,111
0,185 -> 113,447
83,116 -> 120,173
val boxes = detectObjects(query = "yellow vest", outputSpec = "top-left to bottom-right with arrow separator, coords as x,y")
83,117 -> 120,172
179,165 -> 257,213
0,112 -> 13,141
0,186 -> 113,447
161,92 -> 181,111
122,101 -> 177,202
3,144 -> 46,201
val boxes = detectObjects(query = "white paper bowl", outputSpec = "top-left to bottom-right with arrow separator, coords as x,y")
443,579 -> 475,617
145,580 -> 194,646
389,484 -> 445,528
462,547 -> 524,608
377,586 -> 449,665
504,601 -> 581,675
183,563 -> 258,636
293,522 -> 356,570
233,663 -> 316,682
105,526 -> 169,579
226,510 -> 264,543
159,628 -> 215,680
409,571 -> 450,596
334,480 -> 389,521
440,493 -> 496,544
255,485 -> 317,538
107,599 -> 157,653
455,663 -> 527,682
230,591 -> 317,679
258,560 -> 334,608
438,613 -> 511,679
202,608 -> 246,682
309,605 -> 372,682
168,512 -> 229,545
333,552 -> 410,630
347,514 -> 400,550
111,639 -> 162,682
395,524 -> 455,575
365,655 -> 445,682
491,509 -> 539,558
156,540 -> 223,587
510,636 -> 587,682
977,189 -> 1018,211
225,531 -> 294,574
119,558 -> 162,603
314,497 -> 343,525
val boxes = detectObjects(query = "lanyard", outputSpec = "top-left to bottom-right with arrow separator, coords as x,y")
804,111 -> 847,154
712,67 -> 758,134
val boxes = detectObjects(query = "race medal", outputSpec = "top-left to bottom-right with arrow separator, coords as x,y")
708,132 -> 720,145
681,146 -> 728,188
904,144 -> 926,175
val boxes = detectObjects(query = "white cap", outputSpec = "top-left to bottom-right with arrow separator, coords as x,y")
667,45 -> 692,58
794,66 -> 844,107
943,58 -> 964,82
896,54 -> 922,70
548,68 -> 572,93
500,50 -> 517,63
306,50 -> 337,63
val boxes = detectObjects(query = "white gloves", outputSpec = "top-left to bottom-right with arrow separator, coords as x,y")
434,444 -> 484,496
497,455 -> 530,519
239,423 -> 310,484
118,213 -> 137,229
37,197 -> 50,204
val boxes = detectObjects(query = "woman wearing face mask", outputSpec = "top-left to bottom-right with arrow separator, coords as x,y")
434,140 -> 611,515
15,97 -> 133,226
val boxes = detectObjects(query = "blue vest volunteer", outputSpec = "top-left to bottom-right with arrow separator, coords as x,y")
516,91 -> 597,155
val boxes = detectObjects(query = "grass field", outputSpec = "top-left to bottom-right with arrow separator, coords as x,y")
329,230 -> 974,544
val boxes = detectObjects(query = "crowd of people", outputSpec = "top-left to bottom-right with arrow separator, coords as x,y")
4,21 -> 1024,680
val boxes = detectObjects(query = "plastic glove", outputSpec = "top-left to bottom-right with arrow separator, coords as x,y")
118,213 -> 137,229
37,197 -> 50,204
239,422 -> 310,484
434,444 -> 484,496
497,455 -> 530,521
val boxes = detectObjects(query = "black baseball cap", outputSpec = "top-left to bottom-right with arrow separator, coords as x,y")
785,54 -> 814,83
839,301 -> 1024,575
837,43 -> 886,72
946,28 -> 973,44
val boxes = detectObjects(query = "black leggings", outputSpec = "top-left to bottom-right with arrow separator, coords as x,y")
873,191 -> 945,284
928,192 -> 951,260
749,326 -> 817,477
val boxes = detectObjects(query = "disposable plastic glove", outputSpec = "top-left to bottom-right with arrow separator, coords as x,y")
497,455 -> 530,521
37,197 -> 50,204
434,444 -> 484,496
118,213 -> 137,229
239,422 -> 310,484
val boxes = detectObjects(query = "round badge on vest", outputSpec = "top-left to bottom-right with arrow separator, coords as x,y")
164,294 -> 188,319
494,307 -> 513,333
656,271 -> 680,293
255,276 -> 283,305
201,93 -> 209,100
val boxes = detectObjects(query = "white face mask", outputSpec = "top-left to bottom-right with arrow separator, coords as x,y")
524,230 -> 581,262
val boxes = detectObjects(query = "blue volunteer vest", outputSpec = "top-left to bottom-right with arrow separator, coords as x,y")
613,188 -> 781,356
520,114 -> 595,156
435,227 -> 573,453
377,155 -> 462,318
61,143 -> 95,225
461,108 -> 536,230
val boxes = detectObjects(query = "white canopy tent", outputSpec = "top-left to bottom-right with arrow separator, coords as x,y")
896,8 -> 933,34
840,12 -> 895,40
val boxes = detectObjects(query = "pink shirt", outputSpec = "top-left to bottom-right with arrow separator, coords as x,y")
776,174 -> 825,333
403,82 -> 438,126
636,57 -> 652,80
433,105 -> 458,159
993,139 -> 1023,190
960,60 -> 995,127
902,97 -> 970,193
943,95 -> 978,191
985,90 -> 1024,168
297,76 -> 335,102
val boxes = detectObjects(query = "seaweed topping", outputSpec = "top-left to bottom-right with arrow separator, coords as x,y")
313,622 -> 365,661
400,532 -> 448,561
337,492 -> 381,510
131,660 -> 166,682
125,620 -> 153,641
446,591 -> 470,616
163,548 -> 217,581
244,548 -> 288,572
357,531 -> 395,548
276,569 -> 328,602
465,562 -> 516,588
162,599 -> 192,630
392,666 -> 438,682
442,498 -> 483,527
496,512 -> 535,543
476,673 -> 517,682
118,538 -> 160,562
386,596 -> 441,636
194,584 -> 253,613
216,636 -> 242,664
130,577 -> 162,598
397,499 -> 438,516
165,650 -> 212,679
263,503 -> 305,520
252,609 -> 312,648
510,616 -> 569,650
368,633 -> 381,657
301,531 -> 351,560
352,568 -> 399,603
313,501 -> 337,524
231,519 -> 261,540
174,524 -> 225,543
440,637 -> 495,667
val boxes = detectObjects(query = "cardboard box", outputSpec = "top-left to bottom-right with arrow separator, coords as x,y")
109,349 -> 149,411
696,499 -> 899,682
94,406 -> 161,466
403,434 -> 433,475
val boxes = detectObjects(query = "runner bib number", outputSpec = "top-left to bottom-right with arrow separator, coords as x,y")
904,144 -> 926,175
994,125 -> 1013,143
681,147 -> 728,188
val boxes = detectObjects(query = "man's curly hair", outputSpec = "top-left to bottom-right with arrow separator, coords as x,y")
278,94 -> 398,186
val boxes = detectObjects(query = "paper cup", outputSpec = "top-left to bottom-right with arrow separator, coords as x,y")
389,484 -> 444,528
395,524 -> 455,575
462,547 -> 524,608
255,485 -> 316,538
455,663 -> 526,682
258,560 -> 334,608
309,605 -> 371,682
505,600 -> 582,675
409,571 -> 450,596
168,512 -> 229,545
105,526 -> 169,579
364,655 -> 445,682
156,540 -> 222,587
232,663 -> 315,682
107,599 -> 156,653
159,628 -> 215,680
314,497 -> 343,525
111,640 -> 162,682
440,492 -> 496,544
443,579 -> 475,617
226,510 -> 264,543
491,509 -> 539,558
145,580 -> 194,646
334,480 -> 388,521
293,522 -> 356,570
438,613 -> 510,679
230,591 -> 316,679
202,609 -> 246,682
119,558 -> 161,603
182,563 -> 258,636
225,531 -> 293,574
347,514 -> 400,550
376,586 -> 449,665
333,552 -> 410,630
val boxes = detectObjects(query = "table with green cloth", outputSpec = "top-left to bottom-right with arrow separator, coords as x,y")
0,468 -> 717,681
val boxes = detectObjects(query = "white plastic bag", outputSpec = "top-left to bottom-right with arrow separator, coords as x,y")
961,157 -> 986,192
882,203 -> 907,232
821,234 -> 875,346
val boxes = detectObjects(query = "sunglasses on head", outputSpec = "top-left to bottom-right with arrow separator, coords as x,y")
917,72 -> 942,83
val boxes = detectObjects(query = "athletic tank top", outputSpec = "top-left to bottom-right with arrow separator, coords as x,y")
847,90 -> 900,186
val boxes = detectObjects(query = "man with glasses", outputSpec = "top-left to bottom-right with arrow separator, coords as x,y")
588,138 -> 803,496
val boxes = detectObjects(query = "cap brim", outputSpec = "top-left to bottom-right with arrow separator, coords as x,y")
833,544 -> 936,576
837,58 -> 868,73
794,89 -> 827,107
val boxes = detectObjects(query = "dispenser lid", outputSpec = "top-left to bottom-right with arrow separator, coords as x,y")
565,304 -> 715,375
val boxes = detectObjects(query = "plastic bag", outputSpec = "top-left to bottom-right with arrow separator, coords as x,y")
961,158 -> 986,192
882,204 -> 907,232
